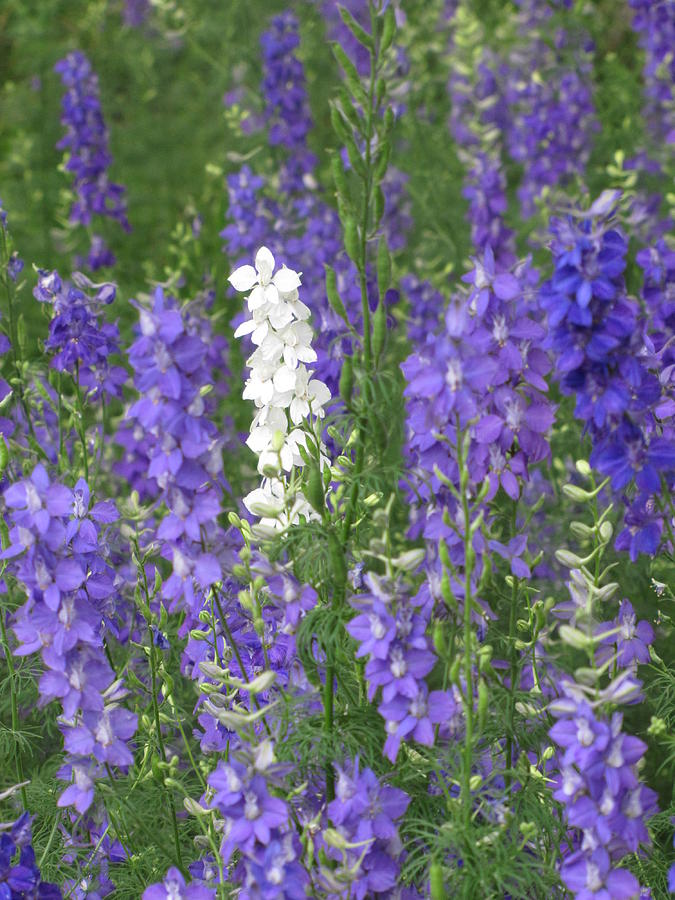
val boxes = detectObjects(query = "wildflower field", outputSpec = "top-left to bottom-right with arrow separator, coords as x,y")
0,0 -> 674,897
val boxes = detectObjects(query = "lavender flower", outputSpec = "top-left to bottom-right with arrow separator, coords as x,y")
54,51 -> 130,268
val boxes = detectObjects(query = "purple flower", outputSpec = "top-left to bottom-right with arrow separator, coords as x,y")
143,867 -> 215,900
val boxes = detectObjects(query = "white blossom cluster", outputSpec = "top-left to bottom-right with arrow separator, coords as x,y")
229,247 -> 331,532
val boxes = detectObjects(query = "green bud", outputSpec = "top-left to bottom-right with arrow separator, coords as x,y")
562,483 -> 594,503
228,511 -> 242,528
305,465 -> 325,514
555,549 -> 584,568
380,4 -> 396,51
559,624 -> 591,650
373,302 -> 387,361
477,679 -> 488,732
189,629 -> 210,641
440,570 -> 456,609
331,152 -> 349,198
570,520 -> 594,540
469,774 -> 483,791
344,217 -> 360,263
0,436 -> 8,476
575,459 -> 592,478
599,521 -> 613,542
438,539 -> 451,571
373,184 -> 385,226
449,655 -> 461,685
429,862 -> 445,900
325,265 -> 351,328
377,238 -> 391,295
432,622 -> 447,656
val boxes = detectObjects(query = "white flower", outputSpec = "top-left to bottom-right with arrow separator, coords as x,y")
289,367 -> 331,425
228,247 -> 302,313
230,247 -> 333,532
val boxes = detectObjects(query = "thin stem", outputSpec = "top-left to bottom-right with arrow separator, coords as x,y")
505,500 -> 519,787
73,360 -> 89,482
0,609 -> 27,807
457,425 -> 475,830
138,554 -> 184,873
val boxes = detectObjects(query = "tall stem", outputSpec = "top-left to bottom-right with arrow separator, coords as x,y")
457,425 -> 475,830
138,556 -> 184,873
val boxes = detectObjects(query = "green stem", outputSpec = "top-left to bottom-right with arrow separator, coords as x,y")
138,556 -> 184,873
0,609 -> 27,807
457,425 -> 475,830
74,361 -> 89,482
505,500 -> 519,787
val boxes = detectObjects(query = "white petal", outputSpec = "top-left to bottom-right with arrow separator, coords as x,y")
290,397 -> 309,425
234,318 -> 256,338
284,346 -> 298,369
264,284 -> 280,305
309,380 -> 331,410
296,346 -> 317,364
251,322 -> 269,345
248,285 -> 267,310
268,303 -> 294,330
228,265 -> 257,292
246,427 -> 272,453
273,266 -> 302,294
255,247 -> 275,284
290,299 -> 311,320
273,365 -> 297,393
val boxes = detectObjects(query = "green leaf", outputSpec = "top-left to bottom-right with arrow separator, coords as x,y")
343,217 -> 360,264
379,4 -> 396,52
332,43 -> 367,107
338,5 -> 374,50
325,265 -> 352,329
0,435 -> 8,476
377,237 -> 391,295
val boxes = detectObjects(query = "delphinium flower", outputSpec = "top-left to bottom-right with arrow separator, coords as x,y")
0,811 -> 63,898
317,756 -> 414,899
1,465 -> 136,813
205,741 -> 308,897
260,12 -> 317,193
501,0 -> 598,218
399,275 -> 446,349
347,573 -> 458,762
143,867 -> 215,899
54,51 -> 130,270
546,491 -> 659,899
447,11 -> 516,266
229,246 -> 331,534
222,14 -> 364,397
540,192 -> 675,558
33,269 -> 125,401
596,599 -> 654,670
402,245 -> 551,546
549,681 -> 658,897
124,285 -> 230,618
629,0 -> 675,150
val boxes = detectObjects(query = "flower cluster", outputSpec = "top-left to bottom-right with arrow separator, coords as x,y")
540,192 -> 675,558
54,51 -> 130,269
260,12 -> 316,192
1,466 -> 135,812
501,1 -> 598,217
629,0 -> 675,150
0,812 -> 62,899
550,683 -> 658,898
229,247 -> 331,532
33,269 -> 124,398
321,757 -> 414,899
348,574 -> 457,762
206,743 -> 306,897
123,286 -> 229,615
